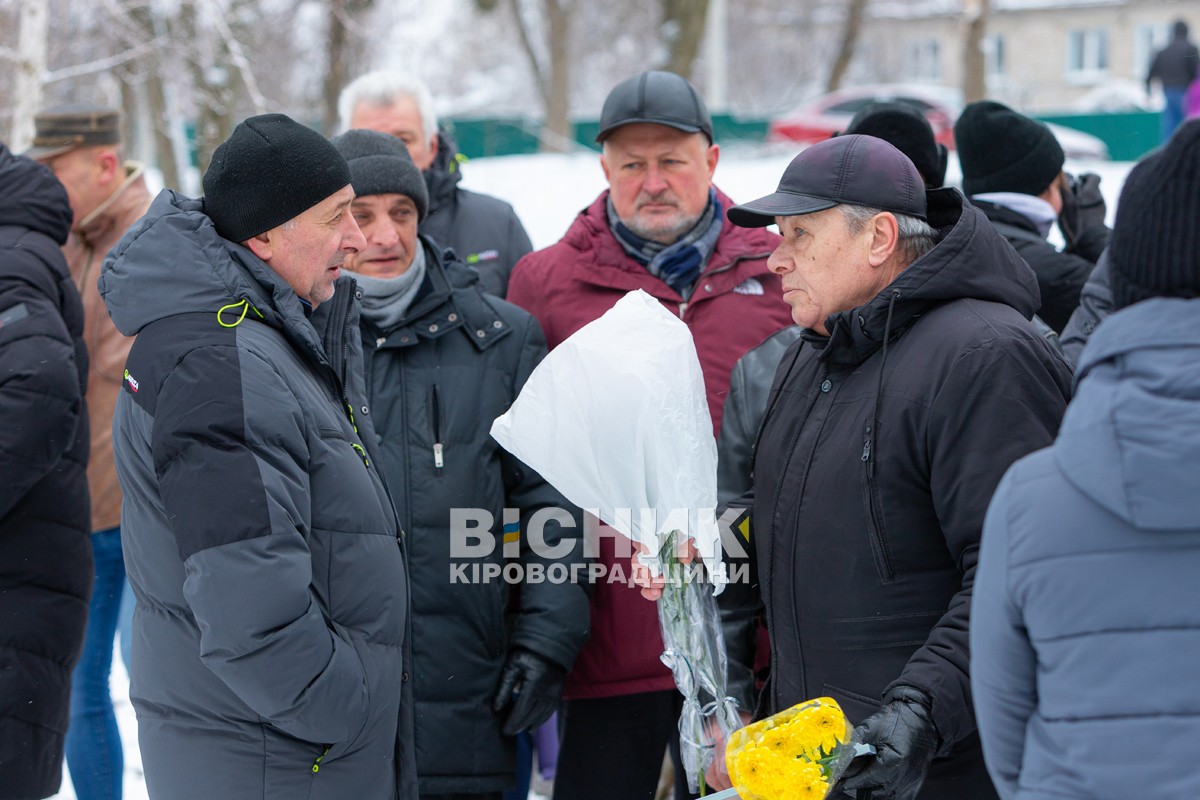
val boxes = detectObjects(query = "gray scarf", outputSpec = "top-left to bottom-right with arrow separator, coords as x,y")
354,244 -> 428,332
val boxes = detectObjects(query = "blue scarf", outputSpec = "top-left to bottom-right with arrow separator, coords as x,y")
607,189 -> 723,300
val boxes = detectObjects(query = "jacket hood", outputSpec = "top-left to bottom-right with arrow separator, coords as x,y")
425,130 -> 465,209
1055,297 -> 1200,530
819,188 -> 1041,365
0,143 -> 72,244
99,189 -> 328,362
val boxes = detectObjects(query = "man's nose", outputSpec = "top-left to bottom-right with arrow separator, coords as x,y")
767,247 -> 791,274
643,166 -> 668,194
344,216 -> 367,253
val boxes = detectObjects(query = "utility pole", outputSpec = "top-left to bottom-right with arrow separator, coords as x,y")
704,0 -> 727,112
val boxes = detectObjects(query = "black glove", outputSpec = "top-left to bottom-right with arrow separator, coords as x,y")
492,647 -> 565,736
836,686 -> 939,800
1057,172 -> 1107,247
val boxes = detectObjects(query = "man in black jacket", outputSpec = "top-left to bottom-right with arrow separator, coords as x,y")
328,130 -> 588,800
955,100 -> 1110,334
0,142 -> 91,799
338,71 -> 533,298
713,135 -> 1073,799
1147,19 -> 1200,143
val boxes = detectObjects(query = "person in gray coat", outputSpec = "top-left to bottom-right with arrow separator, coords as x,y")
972,119 -> 1200,800
327,129 -> 589,800
100,114 -> 415,800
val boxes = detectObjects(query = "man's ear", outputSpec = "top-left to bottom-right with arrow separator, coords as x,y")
96,149 -> 122,187
867,212 -> 901,267
243,230 -> 273,261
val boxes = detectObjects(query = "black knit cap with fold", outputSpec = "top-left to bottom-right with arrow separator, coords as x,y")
1108,119 -> 1200,310
203,113 -> 351,243
330,129 -> 428,222
843,102 -> 947,188
955,100 -> 1064,197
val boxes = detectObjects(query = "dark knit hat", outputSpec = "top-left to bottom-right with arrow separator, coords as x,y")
843,102 -> 947,188
202,113 -> 351,243
728,134 -> 927,227
955,100 -> 1064,197
1108,120 -> 1200,310
330,129 -> 428,222
596,70 -> 713,144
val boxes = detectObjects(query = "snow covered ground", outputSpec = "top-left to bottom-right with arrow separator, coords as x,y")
48,145 -> 1133,800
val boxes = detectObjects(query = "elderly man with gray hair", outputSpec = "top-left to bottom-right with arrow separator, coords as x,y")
339,71 -> 533,298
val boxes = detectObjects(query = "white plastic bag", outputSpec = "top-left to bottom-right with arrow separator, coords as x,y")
490,289 -> 740,791
490,289 -> 723,583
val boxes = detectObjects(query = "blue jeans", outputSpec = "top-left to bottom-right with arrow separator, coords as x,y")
1163,87 -> 1187,143
65,527 -> 125,800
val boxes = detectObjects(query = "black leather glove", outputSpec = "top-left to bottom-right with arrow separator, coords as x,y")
836,686 -> 939,800
492,647 -> 565,736
1057,172 -> 1107,247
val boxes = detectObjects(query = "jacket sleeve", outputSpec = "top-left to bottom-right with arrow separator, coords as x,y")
717,354 -> 757,507
1060,252 -> 1112,368
503,317 -> 590,671
970,470 -> 1036,800
890,336 -> 1068,753
0,270 -> 84,520
152,344 -> 370,746
715,495 -> 761,714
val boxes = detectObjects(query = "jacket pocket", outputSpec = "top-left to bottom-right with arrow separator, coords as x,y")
860,423 -> 895,583
429,384 -> 445,476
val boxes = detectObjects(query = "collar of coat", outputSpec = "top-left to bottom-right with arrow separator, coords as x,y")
811,188 -> 1042,367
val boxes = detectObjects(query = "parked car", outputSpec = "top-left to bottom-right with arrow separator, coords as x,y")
767,84 -> 1109,160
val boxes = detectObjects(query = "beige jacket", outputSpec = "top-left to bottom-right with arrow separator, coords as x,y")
64,163 -> 152,532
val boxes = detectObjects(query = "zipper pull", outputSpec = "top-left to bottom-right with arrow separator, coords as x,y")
433,442 -> 444,470
313,745 -> 331,773
862,424 -> 875,478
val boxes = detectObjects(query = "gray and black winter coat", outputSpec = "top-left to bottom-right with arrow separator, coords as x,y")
100,190 -> 415,800
316,237 -> 588,795
0,144 -> 92,800
423,131 -> 533,298
721,189 -> 1074,799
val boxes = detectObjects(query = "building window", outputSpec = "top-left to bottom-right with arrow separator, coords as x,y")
1066,28 -> 1109,83
906,38 -> 941,82
1134,23 -> 1170,80
983,34 -> 1005,77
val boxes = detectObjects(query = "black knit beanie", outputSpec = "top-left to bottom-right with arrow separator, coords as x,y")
202,113 -> 351,242
955,100 -> 1064,197
1109,119 -> 1200,310
844,102 -> 947,188
329,129 -> 429,222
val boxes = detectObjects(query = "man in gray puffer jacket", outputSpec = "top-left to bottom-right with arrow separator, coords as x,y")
100,114 -> 415,800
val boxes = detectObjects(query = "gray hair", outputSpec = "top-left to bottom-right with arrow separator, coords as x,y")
838,204 -> 937,264
337,70 -> 439,143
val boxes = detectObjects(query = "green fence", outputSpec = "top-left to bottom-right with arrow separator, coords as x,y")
445,113 -> 770,159
446,110 -> 1161,162
1034,111 -> 1161,162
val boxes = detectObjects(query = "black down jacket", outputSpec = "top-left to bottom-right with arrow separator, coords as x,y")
100,190 -> 415,800
422,131 -> 533,298
317,238 -> 588,795
0,144 -> 92,799
723,189 -> 1073,799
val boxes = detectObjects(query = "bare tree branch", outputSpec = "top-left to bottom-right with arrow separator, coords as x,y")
827,0 -> 869,92
202,0 -> 266,113
43,37 -> 162,83
507,0 -> 549,106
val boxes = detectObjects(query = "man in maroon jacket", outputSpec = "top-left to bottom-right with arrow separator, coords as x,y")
506,70 -> 794,800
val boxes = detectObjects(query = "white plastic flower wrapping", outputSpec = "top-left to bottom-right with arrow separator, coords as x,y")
490,289 -> 740,791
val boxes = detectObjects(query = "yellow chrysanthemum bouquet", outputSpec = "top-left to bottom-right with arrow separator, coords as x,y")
720,697 -> 872,800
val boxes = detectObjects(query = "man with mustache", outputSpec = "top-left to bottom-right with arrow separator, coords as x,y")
506,70 -> 794,800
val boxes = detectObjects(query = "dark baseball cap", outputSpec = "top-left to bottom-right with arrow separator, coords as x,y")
727,134 -> 927,227
25,103 -> 121,161
596,70 -> 713,144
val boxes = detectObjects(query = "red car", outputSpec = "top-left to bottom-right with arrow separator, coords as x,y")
767,84 -> 959,148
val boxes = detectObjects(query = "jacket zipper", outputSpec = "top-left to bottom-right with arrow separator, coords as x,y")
431,384 -> 444,474
312,744 -> 331,774
861,422 -> 895,583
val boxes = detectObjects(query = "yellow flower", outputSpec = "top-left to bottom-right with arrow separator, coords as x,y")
725,697 -> 854,800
